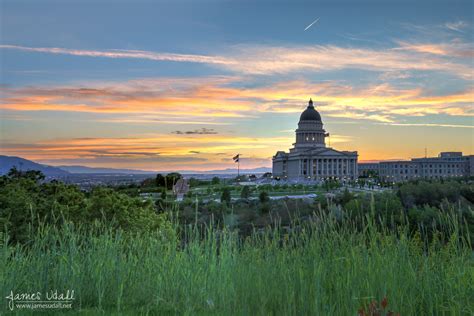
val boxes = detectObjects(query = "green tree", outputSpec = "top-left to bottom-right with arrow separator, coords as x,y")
211,176 -> 220,185
165,172 -> 182,190
221,187 -> 231,205
259,191 -> 270,203
141,178 -> 156,188
7,166 -> 45,182
0,168 -> 173,244
155,173 -> 165,187
240,186 -> 251,199
188,177 -> 199,187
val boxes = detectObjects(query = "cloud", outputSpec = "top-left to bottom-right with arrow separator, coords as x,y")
445,21 -> 469,32
2,41 -> 472,78
377,122 -> 474,129
395,41 -> 474,58
1,78 -> 472,126
172,128 -> 218,135
0,133 -> 292,170
0,77 -> 255,118
0,44 -> 233,66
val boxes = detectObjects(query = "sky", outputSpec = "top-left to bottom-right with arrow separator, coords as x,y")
1,0 -> 473,171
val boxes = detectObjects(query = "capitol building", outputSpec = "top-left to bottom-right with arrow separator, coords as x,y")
272,99 -> 358,181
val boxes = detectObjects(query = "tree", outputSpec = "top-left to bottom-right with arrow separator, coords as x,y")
1,168 -> 173,244
211,176 -> 220,185
259,191 -> 271,213
7,166 -> 45,182
165,172 -> 182,190
221,187 -> 231,205
240,186 -> 250,199
188,177 -> 199,187
155,173 -> 165,187
141,178 -> 156,188
259,191 -> 270,203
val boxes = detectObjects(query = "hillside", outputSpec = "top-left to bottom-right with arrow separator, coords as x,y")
0,155 -> 70,176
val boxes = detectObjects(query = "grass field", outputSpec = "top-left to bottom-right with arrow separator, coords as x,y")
2,211 -> 473,315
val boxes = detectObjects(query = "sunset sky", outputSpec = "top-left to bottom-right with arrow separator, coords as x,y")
1,0 -> 473,171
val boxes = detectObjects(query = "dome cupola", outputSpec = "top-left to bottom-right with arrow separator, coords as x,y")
294,98 -> 327,149
299,98 -> 321,122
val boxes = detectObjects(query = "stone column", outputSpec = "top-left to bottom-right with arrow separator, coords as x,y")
337,159 -> 340,177
353,159 -> 356,180
354,158 -> 358,180
309,158 -> 312,178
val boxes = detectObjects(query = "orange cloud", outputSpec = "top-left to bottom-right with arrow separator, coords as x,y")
0,133 -> 299,170
1,79 -> 472,125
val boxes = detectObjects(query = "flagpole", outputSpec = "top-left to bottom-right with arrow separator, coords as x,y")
233,153 -> 240,178
238,158 -> 240,177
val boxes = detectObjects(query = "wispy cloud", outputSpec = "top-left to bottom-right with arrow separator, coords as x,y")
395,40 -> 473,58
0,44 -> 234,65
445,21 -> 469,32
2,42 -> 472,78
377,122 -> 474,129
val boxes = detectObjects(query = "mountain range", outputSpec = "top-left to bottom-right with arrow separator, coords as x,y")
0,155 -> 70,176
0,155 -> 271,176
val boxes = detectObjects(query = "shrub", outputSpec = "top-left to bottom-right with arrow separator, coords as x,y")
259,191 -> 270,203
240,186 -> 251,199
0,169 -> 172,244
221,187 -> 231,205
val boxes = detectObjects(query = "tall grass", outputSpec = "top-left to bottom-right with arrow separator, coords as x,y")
2,210 -> 473,315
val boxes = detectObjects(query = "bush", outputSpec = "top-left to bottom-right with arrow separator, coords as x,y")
221,187 -> 231,205
260,202 -> 271,213
240,186 -> 251,199
259,191 -> 270,203
0,169 -> 172,244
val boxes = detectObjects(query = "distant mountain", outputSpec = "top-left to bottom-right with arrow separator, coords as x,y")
58,165 -> 156,174
192,167 -> 272,174
0,155 -> 271,176
57,166 -> 271,175
0,155 -> 70,176
176,167 -> 272,175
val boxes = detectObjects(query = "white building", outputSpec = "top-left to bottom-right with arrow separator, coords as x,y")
272,99 -> 358,181
378,152 -> 474,182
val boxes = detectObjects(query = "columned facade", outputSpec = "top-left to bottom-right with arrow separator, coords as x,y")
273,99 -> 358,181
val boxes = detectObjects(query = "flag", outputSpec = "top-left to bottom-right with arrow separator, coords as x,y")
233,154 -> 240,162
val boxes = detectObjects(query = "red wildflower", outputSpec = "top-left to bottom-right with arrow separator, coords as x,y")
381,297 -> 388,309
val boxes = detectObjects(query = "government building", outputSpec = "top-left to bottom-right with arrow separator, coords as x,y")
361,152 -> 474,182
272,99 -> 358,181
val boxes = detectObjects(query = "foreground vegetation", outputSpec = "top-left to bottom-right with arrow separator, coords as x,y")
2,212 -> 473,315
1,169 -> 474,314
